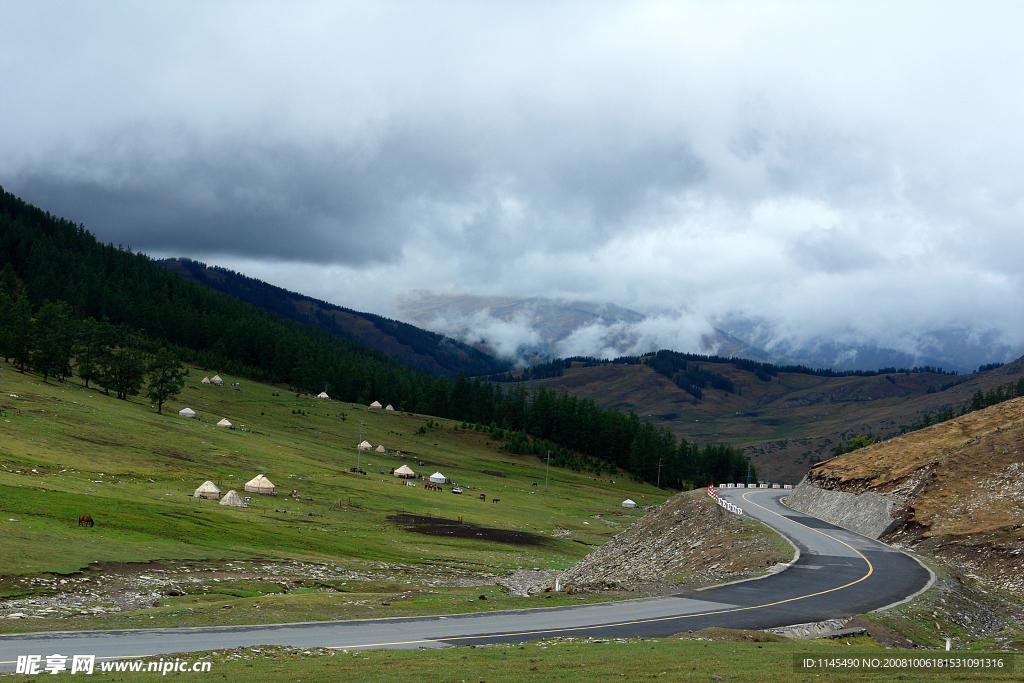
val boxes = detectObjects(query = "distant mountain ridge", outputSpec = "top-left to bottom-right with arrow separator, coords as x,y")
397,293 -> 775,367
158,258 -> 510,378
397,293 -> 1019,374
515,354 -> 1024,484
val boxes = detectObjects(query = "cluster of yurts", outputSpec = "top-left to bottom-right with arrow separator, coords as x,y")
192,474 -> 274,508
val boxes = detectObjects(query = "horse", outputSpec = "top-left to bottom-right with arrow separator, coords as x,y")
78,515 -> 94,527
492,499 -> 500,504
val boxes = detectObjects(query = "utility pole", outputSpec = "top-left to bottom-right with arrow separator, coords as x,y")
545,450 -> 551,493
657,457 -> 662,489
357,420 -> 364,473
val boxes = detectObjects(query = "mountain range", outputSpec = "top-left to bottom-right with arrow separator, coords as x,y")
396,292 -> 1022,374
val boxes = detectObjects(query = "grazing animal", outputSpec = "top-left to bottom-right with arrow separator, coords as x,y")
78,515 -> 94,527
479,494 -> 486,501
492,499 -> 499,504
532,482 -> 537,487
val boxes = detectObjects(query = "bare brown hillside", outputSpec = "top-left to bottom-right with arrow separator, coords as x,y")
803,398 -> 1024,596
523,357 -> 1024,485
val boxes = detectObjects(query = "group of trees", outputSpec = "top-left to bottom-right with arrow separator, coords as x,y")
647,350 -> 736,401
0,295 -> 185,410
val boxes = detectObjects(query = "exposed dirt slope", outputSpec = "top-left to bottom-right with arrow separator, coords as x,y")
802,397 -> 1024,596
557,490 -> 791,593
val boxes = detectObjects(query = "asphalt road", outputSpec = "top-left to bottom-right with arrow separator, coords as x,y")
0,489 -> 931,670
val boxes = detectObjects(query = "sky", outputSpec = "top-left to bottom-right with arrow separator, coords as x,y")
2,1 -> 1023,367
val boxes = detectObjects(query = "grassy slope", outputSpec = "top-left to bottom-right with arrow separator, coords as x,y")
521,357 -> 1024,483
0,359 -> 666,577
69,636 -> 1020,683
4,362 -> 1022,668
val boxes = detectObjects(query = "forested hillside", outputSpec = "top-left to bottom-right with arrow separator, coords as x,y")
159,257 -> 508,378
0,187 -> 754,490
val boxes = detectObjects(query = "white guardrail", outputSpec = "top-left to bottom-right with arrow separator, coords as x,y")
707,484 -> 742,516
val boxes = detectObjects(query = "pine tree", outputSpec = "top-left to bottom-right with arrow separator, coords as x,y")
146,348 -> 185,415
9,294 -> 33,372
31,300 -> 74,382
100,327 -> 146,400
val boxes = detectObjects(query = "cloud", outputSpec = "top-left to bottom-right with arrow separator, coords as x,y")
1,2 -> 1023,367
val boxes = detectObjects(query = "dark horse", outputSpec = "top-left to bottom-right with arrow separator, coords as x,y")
78,515 -> 94,527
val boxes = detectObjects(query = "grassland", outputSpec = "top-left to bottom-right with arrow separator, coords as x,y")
5,360 -> 1024,677
0,360 -> 673,630
46,635 -> 1021,683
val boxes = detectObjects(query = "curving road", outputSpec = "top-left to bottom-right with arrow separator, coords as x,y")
0,489 -> 931,669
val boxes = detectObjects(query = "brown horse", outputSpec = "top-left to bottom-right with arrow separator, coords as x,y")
78,515 -> 94,527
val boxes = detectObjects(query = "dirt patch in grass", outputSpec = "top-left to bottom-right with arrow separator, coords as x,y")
387,513 -> 553,547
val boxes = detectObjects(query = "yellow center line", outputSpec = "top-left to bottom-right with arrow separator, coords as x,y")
329,491 -> 875,649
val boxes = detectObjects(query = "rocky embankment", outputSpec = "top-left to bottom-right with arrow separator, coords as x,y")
786,397 -> 1024,597
0,559 -> 493,621
499,490 -> 792,596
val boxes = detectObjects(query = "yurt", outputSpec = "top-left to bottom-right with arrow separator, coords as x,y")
317,391 -> 330,399
393,464 -> 416,478
201,376 -> 211,384
621,499 -> 637,509
369,401 -> 382,409
385,404 -> 394,411
178,407 -> 196,418
429,472 -> 447,484
193,481 -> 221,499
358,440 -> 372,450
211,375 -> 224,385
217,418 -> 233,428
219,490 -> 244,507
244,474 -> 275,495
375,444 -> 385,453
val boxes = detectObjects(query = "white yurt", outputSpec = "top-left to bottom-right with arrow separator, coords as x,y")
621,499 -> 637,509
211,375 -> 224,385
219,490 -> 244,507
369,400 -> 382,409
358,440 -> 372,450
201,376 -> 211,384
375,444 -> 385,453
193,481 -> 221,499
429,472 -> 447,484
217,418 -> 233,428
244,474 -> 275,494
385,404 -> 394,411
317,391 -> 330,399
393,464 -> 416,478
178,407 -> 196,418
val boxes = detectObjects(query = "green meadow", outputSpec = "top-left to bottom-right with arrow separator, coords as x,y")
59,636 -> 1021,683
0,360 -> 669,629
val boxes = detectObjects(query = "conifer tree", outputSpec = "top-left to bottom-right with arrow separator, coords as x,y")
146,348 -> 185,414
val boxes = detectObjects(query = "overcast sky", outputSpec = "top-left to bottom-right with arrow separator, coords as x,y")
2,1 -> 1023,364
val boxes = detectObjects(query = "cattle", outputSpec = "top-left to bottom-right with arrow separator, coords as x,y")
78,515 -> 94,527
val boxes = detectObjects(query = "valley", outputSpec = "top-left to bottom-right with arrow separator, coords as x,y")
520,356 -> 1024,483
